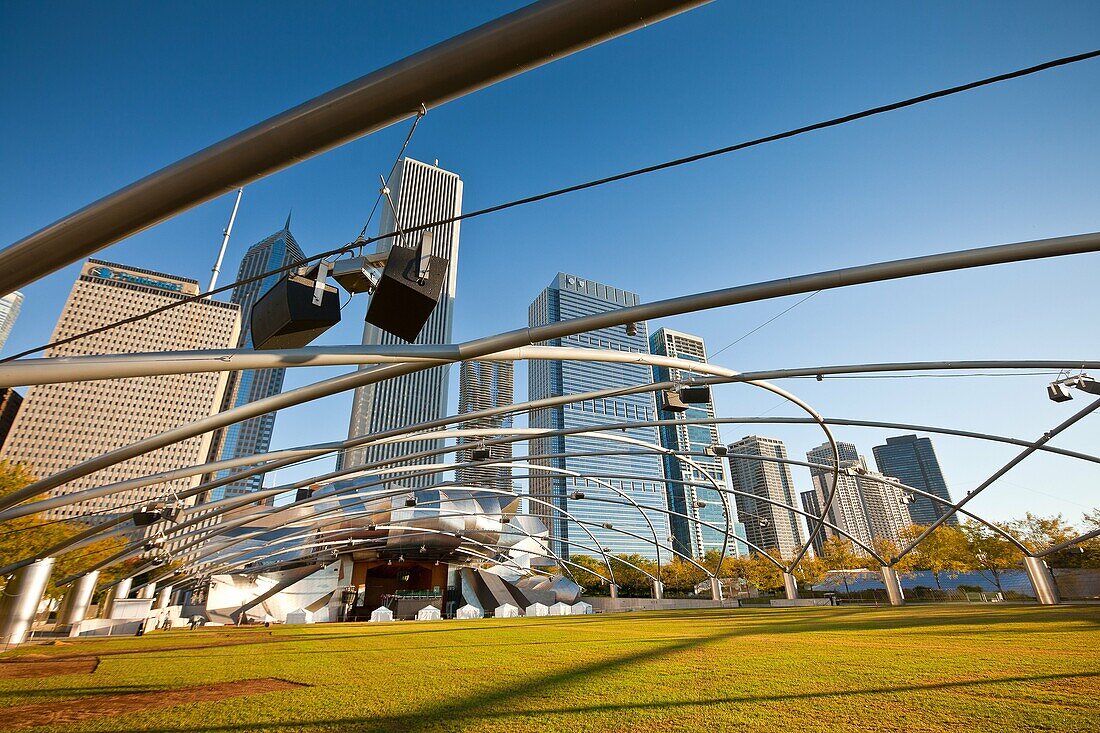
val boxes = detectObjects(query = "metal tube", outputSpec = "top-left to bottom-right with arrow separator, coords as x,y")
1023,556 -> 1060,605
0,557 -> 55,645
709,577 -> 723,601
57,571 -> 99,626
782,572 -> 799,601
155,584 -> 173,610
0,0 -> 709,294
881,566 -> 904,606
651,580 -> 664,600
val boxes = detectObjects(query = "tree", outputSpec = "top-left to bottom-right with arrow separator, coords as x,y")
0,460 -> 132,599
742,550 -> 784,594
819,536 -> 865,596
793,555 -> 827,592
961,520 -> 1023,594
901,524 -> 969,591
660,557 -> 707,594
1006,513 -> 1075,554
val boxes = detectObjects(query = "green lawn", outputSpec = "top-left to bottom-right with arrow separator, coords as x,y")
1,605 -> 1097,732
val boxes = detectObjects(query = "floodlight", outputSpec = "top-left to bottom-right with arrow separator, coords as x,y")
602,522 -> 614,530
625,322 -> 638,337
569,491 -> 585,500
331,256 -> 379,294
707,444 -> 729,457
405,496 -> 417,507
694,500 -> 707,509
1048,382 -> 1073,403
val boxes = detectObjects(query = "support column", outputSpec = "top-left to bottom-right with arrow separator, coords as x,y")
1023,556 -> 1060,605
156,585 -> 173,610
137,583 -> 156,600
783,572 -> 799,601
608,583 -> 619,599
0,557 -> 55,645
651,580 -> 664,600
709,577 -> 723,601
101,577 -> 132,618
881,566 -> 905,606
57,571 -> 99,626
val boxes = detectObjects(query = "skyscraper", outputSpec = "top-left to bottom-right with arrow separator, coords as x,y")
0,260 -> 240,526
0,291 -> 24,352
872,434 -> 957,526
0,388 -> 22,451
726,435 -> 805,558
528,273 -> 671,561
456,360 -> 514,491
803,441 -> 910,555
649,328 -> 732,560
342,159 -> 463,481
203,216 -> 305,502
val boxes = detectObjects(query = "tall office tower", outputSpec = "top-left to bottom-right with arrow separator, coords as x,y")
528,273 -> 671,561
0,388 -> 22,451
872,434 -> 957,526
456,360 -> 514,491
341,159 -> 463,481
803,441 -> 910,554
203,216 -> 305,502
725,435 -> 805,558
0,291 -> 24,352
0,261 -> 239,526
649,328 -> 732,560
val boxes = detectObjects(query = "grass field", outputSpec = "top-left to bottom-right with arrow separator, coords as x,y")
1,605 -> 1097,732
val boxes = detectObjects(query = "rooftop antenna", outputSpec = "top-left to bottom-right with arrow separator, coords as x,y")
208,187 -> 244,293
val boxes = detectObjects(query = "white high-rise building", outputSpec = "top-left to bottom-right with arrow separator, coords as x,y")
726,435 -> 806,559
0,291 -> 24,352
341,159 -> 463,482
803,441 -> 910,554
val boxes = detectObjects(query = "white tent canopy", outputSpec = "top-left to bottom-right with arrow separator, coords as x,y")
525,602 -> 549,617
570,601 -> 593,615
285,608 -> 314,624
416,605 -> 442,621
495,603 -> 520,618
455,604 -> 483,619
370,606 -> 394,623
549,602 -> 572,616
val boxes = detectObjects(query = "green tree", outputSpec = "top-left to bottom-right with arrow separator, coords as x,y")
742,550 -> 784,594
0,460 -> 133,599
820,536 -> 865,596
961,520 -> 1023,594
793,555 -> 827,592
901,524 -> 969,591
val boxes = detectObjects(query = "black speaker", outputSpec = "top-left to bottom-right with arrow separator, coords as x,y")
365,244 -> 447,342
470,448 -> 491,461
679,385 -> 712,404
250,274 -> 341,350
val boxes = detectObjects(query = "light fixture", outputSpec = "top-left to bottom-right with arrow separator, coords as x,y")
569,491 -> 585,500
706,444 -> 729,458
1048,373 -> 1100,402
758,518 -> 770,528
625,322 -> 638,337
694,500 -> 707,509
405,496 -> 417,507
602,522 -> 614,530
331,256 -> 379,294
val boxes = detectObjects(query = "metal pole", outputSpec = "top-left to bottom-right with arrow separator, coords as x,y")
709,576 -> 723,601
208,188 -> 243,292
102,577 -> 132,618
56,571 -> 99,627
651,580 -> 664,600
0,0 -> 709,294
1023,556 -> 1060,605
881,566 -> 904,606
609,583 -> 619,600
0,557 -> 54,645
783,572 -> 799,601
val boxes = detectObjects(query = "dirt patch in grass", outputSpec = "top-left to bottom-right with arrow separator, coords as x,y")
4,633 -> 274,663
1,677 -> 306,730
0,657 -> 99,679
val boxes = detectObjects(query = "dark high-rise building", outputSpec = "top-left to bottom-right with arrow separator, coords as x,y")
0,387 -> 22,451
649,328 -> 732,560
204,216 -> 305,501
527,273 -> 670,561
456,360 -> 514,491
872,434 -> 957,526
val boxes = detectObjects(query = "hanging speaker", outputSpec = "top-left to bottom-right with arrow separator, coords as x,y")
250,274 -> 341,350
365,235 -> 447,342
660,389 -> 689,413
678,385 -> 712,404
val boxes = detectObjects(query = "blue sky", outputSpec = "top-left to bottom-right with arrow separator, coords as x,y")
2,1 -> 1098,526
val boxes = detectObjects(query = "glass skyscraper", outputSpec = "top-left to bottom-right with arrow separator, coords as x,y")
528,273 -> 671,561
341,159 -> 462,483
203,215 -> 304,502
649,328 -> 734,560
872,434 -> 957,526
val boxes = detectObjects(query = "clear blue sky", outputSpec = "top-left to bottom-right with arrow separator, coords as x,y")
2,1 -> 1098,526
